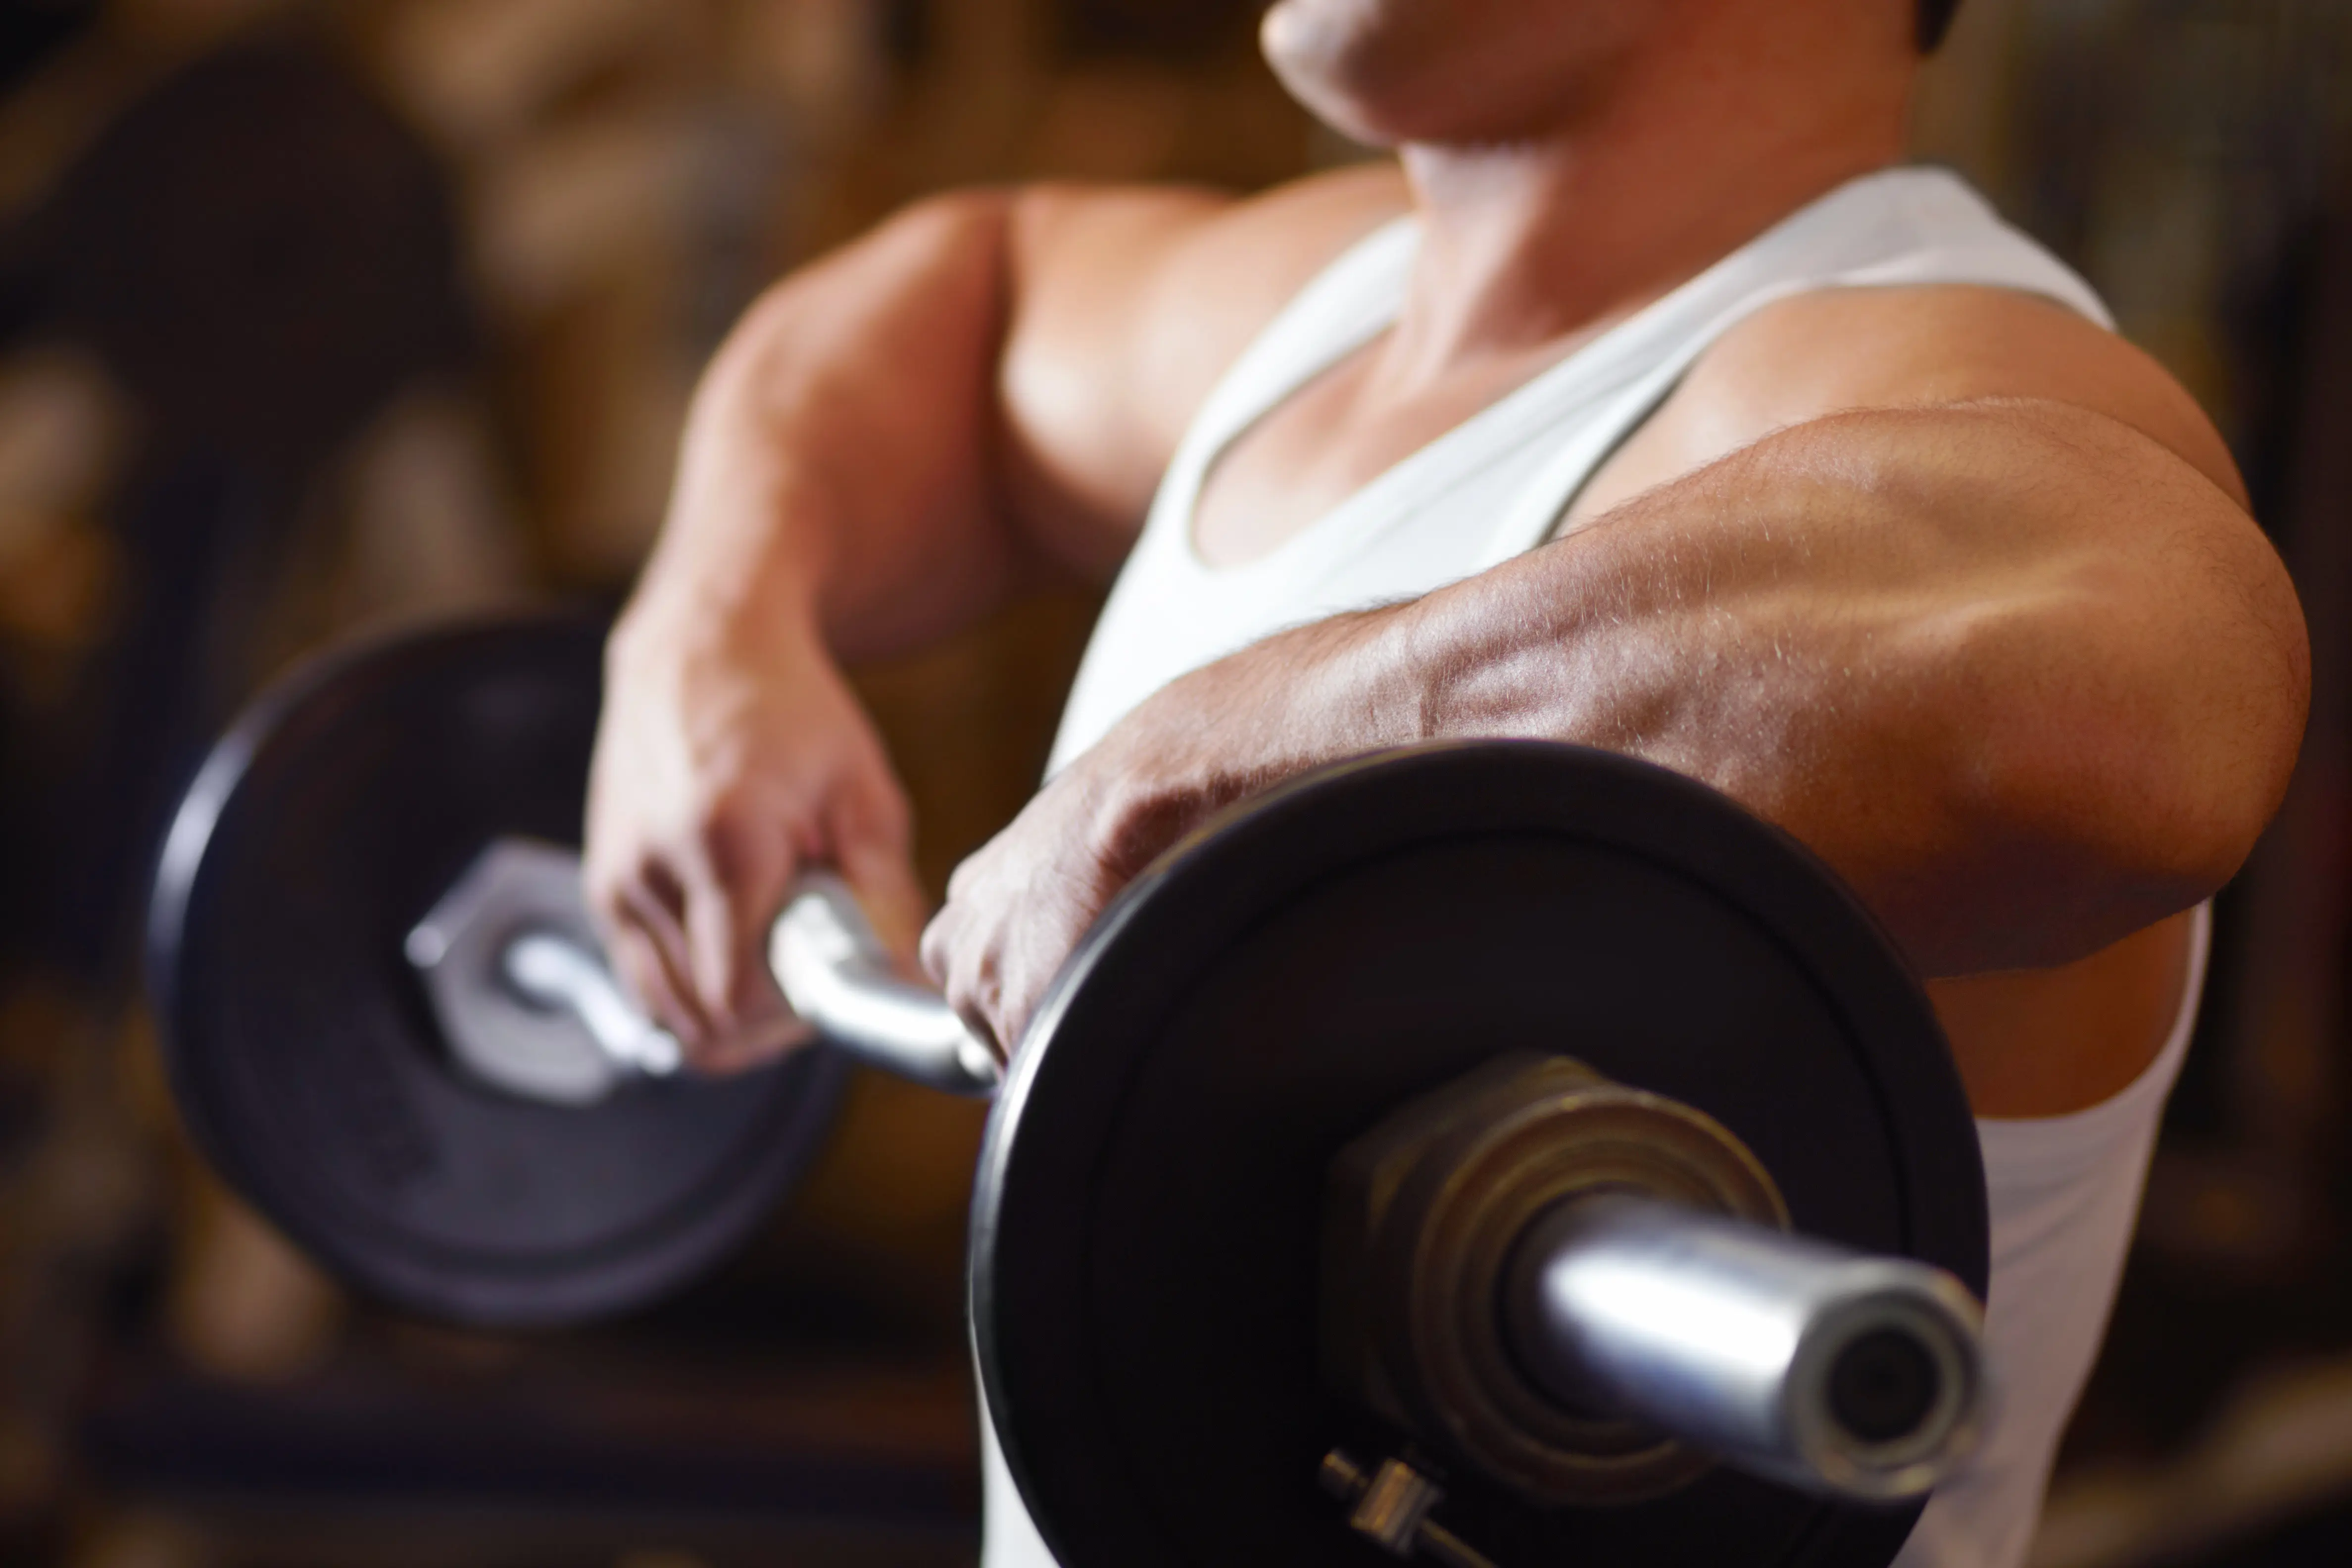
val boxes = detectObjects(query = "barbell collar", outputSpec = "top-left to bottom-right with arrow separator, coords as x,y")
1503,1193 -> 1984,1501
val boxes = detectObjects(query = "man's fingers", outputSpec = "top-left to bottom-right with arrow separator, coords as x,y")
607,918 -> 708,1047
680,857 -> 776,1032
695,1012 -> 819,1076
825,777 -> 927,962
678,832 -> 834,1077
917,899 -> 955,993
838,838 -> 931,974
919,897 -> 1009,1060
607,862 -> 723,1037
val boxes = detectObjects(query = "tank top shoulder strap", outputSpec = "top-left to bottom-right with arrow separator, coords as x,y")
1464,166 -> 2116,571
1144,216 -> 1421,537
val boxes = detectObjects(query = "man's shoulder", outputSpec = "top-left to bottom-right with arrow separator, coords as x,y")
1025,159 -> 1410,396
1570,283 -> 2243,525
1169,159 -> 1415,291
1013,160 -> 1407,327
993,163 -> 1410,570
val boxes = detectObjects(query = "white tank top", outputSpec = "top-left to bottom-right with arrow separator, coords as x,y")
989,165 -> 2208,1568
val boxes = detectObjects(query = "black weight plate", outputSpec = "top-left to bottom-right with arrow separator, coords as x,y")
975,741 -> 1986,1568
147,615 -> 846,1326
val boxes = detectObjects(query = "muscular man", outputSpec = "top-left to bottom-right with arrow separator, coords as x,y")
585,0 -> 2308,1563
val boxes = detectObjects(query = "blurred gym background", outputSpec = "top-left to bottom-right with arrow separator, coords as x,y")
0,0 -> 2344,1564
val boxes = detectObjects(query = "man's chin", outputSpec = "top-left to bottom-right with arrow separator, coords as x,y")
1259,0 -> 1589,151
1261,0 -> 1425,149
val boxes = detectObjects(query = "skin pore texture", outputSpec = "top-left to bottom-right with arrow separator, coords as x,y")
586,0 -> 2306,1113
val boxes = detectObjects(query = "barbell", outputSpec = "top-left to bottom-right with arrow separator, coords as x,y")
147,614 -> 1993,1568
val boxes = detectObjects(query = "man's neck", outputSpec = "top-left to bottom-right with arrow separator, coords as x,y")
1382,35 -> 1912,387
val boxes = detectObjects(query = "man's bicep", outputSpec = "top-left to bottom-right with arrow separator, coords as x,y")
1570,284 -> 2250,527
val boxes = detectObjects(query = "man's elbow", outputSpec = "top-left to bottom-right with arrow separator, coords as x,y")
1921,550 -> 2303,976
2156,512 -> 2310,893
2033,569 -> 2308,936
2152,623 -> 2308,900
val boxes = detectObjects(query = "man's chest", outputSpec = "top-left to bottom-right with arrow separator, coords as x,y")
1187,337 -> 1571,570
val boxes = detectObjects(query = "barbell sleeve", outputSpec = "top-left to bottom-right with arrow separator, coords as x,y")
463,841 -> 1982,1503
1502,1193 -> 1985,1500
500,929 -> 684,1077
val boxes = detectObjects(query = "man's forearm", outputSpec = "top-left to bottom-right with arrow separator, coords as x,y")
623,191 -> 1028,662
1107,400 -> 2306,976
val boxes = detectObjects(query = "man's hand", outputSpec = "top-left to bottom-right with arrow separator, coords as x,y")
585,607 -> 928,1073
918,751 -> 1160,1057
579,174 -> 1407,1067
919,629 -> 1361,1051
